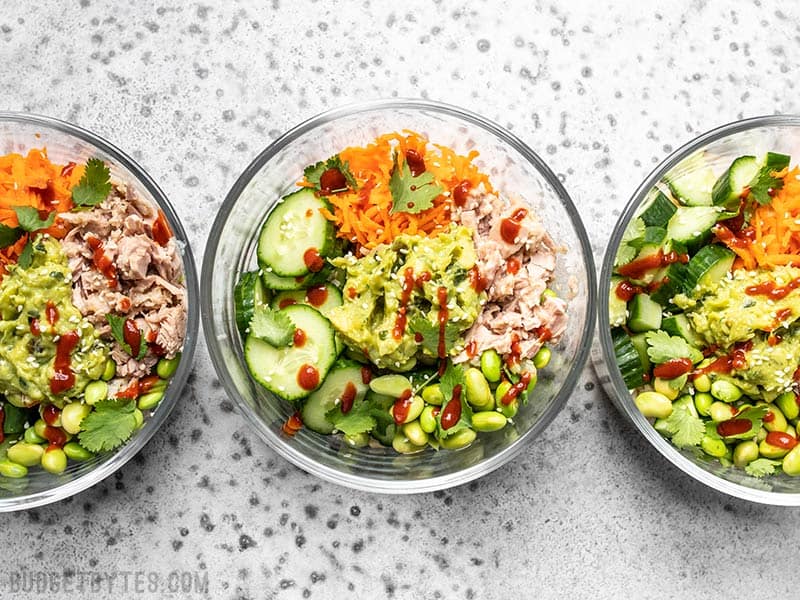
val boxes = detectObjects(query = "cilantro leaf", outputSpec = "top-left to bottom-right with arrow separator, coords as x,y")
748,152 -> 790,205
0,224 -> 22,249
662,403 -> 705,448
716,405 -> 768,441
71,158 -> 112,207
326,400 -> 380,436
438,361 -> 465,403
13,206 -> 55,232
436,362 -> 473,439
106,314 -> 148,359
249,305 -> 295,347
303,155 -> 357,193
645,330 -> 693,364
17,239 -> 33,269
78,399 -> 137,452
745,458 -> 782,478
409,314 -> 461,357
389,152 -> 443,214
614,217 -> 645,267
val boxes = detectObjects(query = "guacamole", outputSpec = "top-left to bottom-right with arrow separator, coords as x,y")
0,236 -> 107,407
328,225 -> 482,371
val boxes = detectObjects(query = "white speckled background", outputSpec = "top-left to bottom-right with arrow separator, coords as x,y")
1,1 -> 799,599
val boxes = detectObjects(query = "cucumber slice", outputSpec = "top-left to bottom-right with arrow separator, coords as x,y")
234,271 -> 269,336
271,283 -> 343,319
609,276 -> 628,328
666,206 -> 721,250
711,155 -> 758,210
612,328 -> 645,389
628,226 -> 667,250
649,262 -> 690,305
640,191 -> 677,227
664,153 -> 716,206
257,188 -> 334,277
684,245 -> 735,291
662,314 -> 704,348
261,265 -> 329,291
244,304 -> 336,401
629,332 -> 652,374
301,361 -> 369,434
627,293 -> 662,332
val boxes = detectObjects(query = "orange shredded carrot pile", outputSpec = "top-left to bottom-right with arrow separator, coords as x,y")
307,130 -> 493,251
0,148 -> 82,276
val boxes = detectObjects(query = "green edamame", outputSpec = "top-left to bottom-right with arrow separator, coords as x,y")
133,408 -> 144,429
24,427 -> 45,444
101,359 -> 116,382
733,440 -> 759,467
782,445 -> 800,476
709,401 -> 736,423
391,431 -> 426,454
0,459 -> 27,478
343,432 -> 370,448
541,288 -> 557,300
495,381 -> 512,407
41,448 -> 67,474
653,377 -> 680,400
775,391 -> 800,421
7,442 -> 44,467
32,419 -> 48,439
759,439 -> 790,459
389,395 -> 424,424
419,406 -> 438,433
138,390 -> 165,411
84,380 -> 108,406
369,374 -> 412,398
533,346 -> 551,370
634,391 -> 673,419
402,421 -> 429,447
61,402 -> 91,435
472,411 -> 507,432
693,374 -> 711,394
157,353 -> 181,379
63,442 -> 94,462
421,384 -> 445,406
479,350 -> 502,383
439,428 -> 476,449
694,392 -> 713,417
464,368 -> 493,410
499,398 -> 518,419
763,404 -> 788,433
700,436 -> 727,458
710,380 -> 742,403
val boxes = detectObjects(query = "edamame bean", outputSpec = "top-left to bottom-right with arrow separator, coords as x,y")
757,427 -> 768,443
763,404 -> 788,433
421,384 -> 444,406
157,353 -> 181,379
439,428 -> 477,449
533,346 -> 551,370
63,442 -> 94,462
541,288 -> 557,300
419,406 -> 438,433
759,439 -> 790,459
653,417 -> 671,436
694,392 -> 713,417
391,431 -> 426,455
480,350 -> 502,383
472,411 -> 507,432
653,377 -> 680,401
343,432 -> 370,448
775,392 -> 800,421
389,395 -> 424,424
465,368 -> 493,410
786,424 -> 797,439
495,381 -> 512,407
7,442 -> 44,467
402,421 -> 429,447
634,391 -> 673,419
733,440 -> 759,467
701,436 -> 727,458
133,409 -> 144,429
499,398 -> 518,419
84,380 -> 108,406
61,403 -> 91,435
693,374 -> 711,394
41,448 -> 67,474
138,390 -> 164,411
0,459 -> 27,478
369,374 -> 412,398
101,359 -> 116,382
710,380 -> 742,403
24,427 -> 45,444
33,419 -> 48,439
709,401 -> 737,423
782,445 -> 800,476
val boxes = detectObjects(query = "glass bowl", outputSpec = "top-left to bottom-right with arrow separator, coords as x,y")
202,99 -> 596,493
594,115 -> 800,505
0,113 -> 199,511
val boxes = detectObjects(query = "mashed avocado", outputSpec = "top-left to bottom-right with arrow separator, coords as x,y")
676,265 -> 800,397
328,225 -> 482,371
0,236 -> 107,407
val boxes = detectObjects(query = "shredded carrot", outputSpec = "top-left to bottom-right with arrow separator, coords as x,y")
0,148 -> 81,277
305,130 -> 493,252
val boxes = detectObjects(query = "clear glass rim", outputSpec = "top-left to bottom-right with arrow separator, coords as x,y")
598,114 -> 800,506
0,111 -> 200,511
202,98 -> 597,493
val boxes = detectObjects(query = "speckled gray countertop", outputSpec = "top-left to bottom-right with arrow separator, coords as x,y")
1,1 -> 799,599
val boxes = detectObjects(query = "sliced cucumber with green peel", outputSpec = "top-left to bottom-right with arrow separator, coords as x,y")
271,283 -> 343,319
612,328 -> 645,389
628,226 -> 667,251
649,262 -> 690,305
684,245 -> 735,291
629,332 -> 652,374
640,191 -> 677,227
301,361 -> 369,434
257,188 -> 334,277
664,153 -> 716,206
666,206 -> 721,250
245,304 -> 336,401
628,293 -> 662,332
234,271 -> 270,336
261,265 -> 328,291
711,155 -> 758,210
609,276 -> 628,328
662,313 -> 705,348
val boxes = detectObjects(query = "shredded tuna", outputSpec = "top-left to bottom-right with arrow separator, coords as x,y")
60,184 -> 187,386
453,186 -> 567,367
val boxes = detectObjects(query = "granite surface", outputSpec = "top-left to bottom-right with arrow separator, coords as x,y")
1,1 -> 799,598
